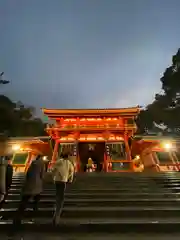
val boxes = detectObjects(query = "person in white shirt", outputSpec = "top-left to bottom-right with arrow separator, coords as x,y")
51,152 -> 74,225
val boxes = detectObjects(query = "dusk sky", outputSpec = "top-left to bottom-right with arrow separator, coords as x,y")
1,0 -> 180,116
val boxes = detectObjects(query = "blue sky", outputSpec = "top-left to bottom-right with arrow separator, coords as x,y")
0,0 -> 180,115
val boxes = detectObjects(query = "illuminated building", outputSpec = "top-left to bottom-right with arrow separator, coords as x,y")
42,107 -> 140,172
132,135 -> 180,171
0,137 -> 52,172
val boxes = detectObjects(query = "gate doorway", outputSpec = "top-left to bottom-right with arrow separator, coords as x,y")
78,142 -> 105,172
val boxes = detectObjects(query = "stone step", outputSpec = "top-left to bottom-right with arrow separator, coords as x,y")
72,177 -> 180,181
8,185 -> 178,190
11,181 -> 180,187
9,186 -> 175,192
11,178 -> 180,184
12,181 -> 175,186
2,207 -> 180,218
7,192 -> 180,199
3,198 -> 180,208
8,188 -> 171,194
11,182 -> 180,188
12,173 -> 180,178
2,219 -> 180,234
10,184 -> 176,188
12,172 -> 180,176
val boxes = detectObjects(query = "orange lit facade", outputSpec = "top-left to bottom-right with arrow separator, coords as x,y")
4,137 -> 52,172
42,107 -> 140,172
131,135 -> 180,172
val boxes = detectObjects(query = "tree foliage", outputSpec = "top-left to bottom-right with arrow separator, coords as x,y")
0,95 -> 46,136
137,48 -> 180,134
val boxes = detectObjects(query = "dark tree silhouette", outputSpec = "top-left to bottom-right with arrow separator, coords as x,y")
137,48 -> 180,134
0,95 -> 46,136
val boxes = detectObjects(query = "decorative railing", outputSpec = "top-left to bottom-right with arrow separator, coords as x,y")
54,124 -> 137,130
107,160 -> 132,172
157,163 -> 180,171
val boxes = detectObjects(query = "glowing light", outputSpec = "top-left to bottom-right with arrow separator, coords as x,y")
87,137 -> 96,140
79,137 -> 86,140
60,137 -> 74,141
163,142 -> 172,150
12,144 -> 21,151
97,137 -> 103,140
109,137 -> 115,140
64,119 -> 76,122
116,136 -> 123,140
68,137 -> 74,140
135,155 -> 140,160
43,156 -> 48,160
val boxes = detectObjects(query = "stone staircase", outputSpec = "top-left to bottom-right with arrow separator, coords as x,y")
1,172 -> 180,233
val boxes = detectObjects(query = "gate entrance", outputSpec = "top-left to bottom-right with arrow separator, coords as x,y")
79,142 -> 105,172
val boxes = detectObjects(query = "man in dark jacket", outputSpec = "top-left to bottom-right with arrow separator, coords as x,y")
6,158 -> 13,190
0,156 -> 6,205
0,157 -> 13,209
43,156 -> 50,172
13,155 -> 45,224
0,135 -> 8,204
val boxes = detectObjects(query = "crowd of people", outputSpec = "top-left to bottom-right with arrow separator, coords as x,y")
0,152 -> 75,226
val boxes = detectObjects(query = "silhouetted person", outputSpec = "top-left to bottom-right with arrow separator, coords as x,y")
0,157 -> 13,220
0,137 -> 9,208
6,159 -> 13,191
0,158 -> 13,209
13,155 -> 45,224
43,156 -> 50,172
51,153 -> 74,225
96,161 -> 102,172
0,157 -> 6,207
83,163 -> 87,172
91,149 -> 102,172
45,160 -> 50,172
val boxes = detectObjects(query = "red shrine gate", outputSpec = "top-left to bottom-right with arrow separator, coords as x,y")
42,107 -> 140,172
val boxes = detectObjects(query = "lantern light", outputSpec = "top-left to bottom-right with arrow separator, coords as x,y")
163,142 -> 172,150
12,144 -> 21,151
135,155 -> 140,160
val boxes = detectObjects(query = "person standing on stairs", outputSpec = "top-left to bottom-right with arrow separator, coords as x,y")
0,156 -> 7,209
0,135 -> 9,209
51,152 -> 74,226
13,154 -> 46,225
0,157 -> 13,209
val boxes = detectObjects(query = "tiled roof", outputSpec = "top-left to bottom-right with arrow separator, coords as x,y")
42,107 -> 141,116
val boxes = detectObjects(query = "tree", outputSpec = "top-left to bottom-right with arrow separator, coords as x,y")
137,48 -> 180,134
0,95 -> 16,134
136,109 -> 153,133
0,95 -> 46,136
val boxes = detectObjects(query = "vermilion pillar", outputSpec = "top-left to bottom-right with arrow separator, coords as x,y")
25,152 -> 32,172
74,131 -> 80,172
51,139 -> 59,166
104,151 -> 108,172
102,131 -> 109,172
124,133 -> 132,170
